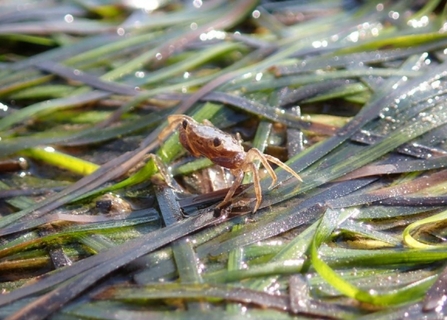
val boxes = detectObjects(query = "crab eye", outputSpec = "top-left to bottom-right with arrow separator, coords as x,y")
213,137 -> 221,147
182,120 -> 188,129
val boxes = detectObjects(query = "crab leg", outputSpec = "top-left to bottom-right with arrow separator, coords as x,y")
263,154 -> 303,184
218,168 -> 245,208
246,148 -> 278,189
246,162 -> 262,212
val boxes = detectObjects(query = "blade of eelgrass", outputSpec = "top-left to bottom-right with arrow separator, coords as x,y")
339,220 -> 401,247
2,2 -> 442,314
274,39 -> 447,76
224,68 -> 422,93
133,213 -> 239,285
247,222 -> 319,291
197,178 -> 374,258
0,19 -> 114,35
63,303 -> 296,320
0,112 -> 164,156
0,210 -> 225,320
311,208 -> 440,306
403,209 -> 447,249
98,282 -> 289,310
226,224 -> 245,312
0,100 -> 220,234
62,32 -> 164,67
247,63 -> 447,211
0,90 -> 108,131
0,0 -> 255,131
9,84 -> 74,99
0,139 -> 157,232
1,34 -> 120,73
129,42 -> 244,87
155,184 -> 206,304
0,209 -> 160,259
20,148 -> 99,176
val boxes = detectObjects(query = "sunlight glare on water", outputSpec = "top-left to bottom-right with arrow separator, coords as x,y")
408,16 -> 429,28
124,0 -> 162,11
64,14 -> 73,23
199,30 -> 226,41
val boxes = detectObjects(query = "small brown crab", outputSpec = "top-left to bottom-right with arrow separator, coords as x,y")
158,114 -> 302,212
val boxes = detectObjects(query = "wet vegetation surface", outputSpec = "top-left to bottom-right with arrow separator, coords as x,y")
1,0 -> 447,319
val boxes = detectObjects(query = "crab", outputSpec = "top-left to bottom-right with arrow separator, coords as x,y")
158,114 -> 302,212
